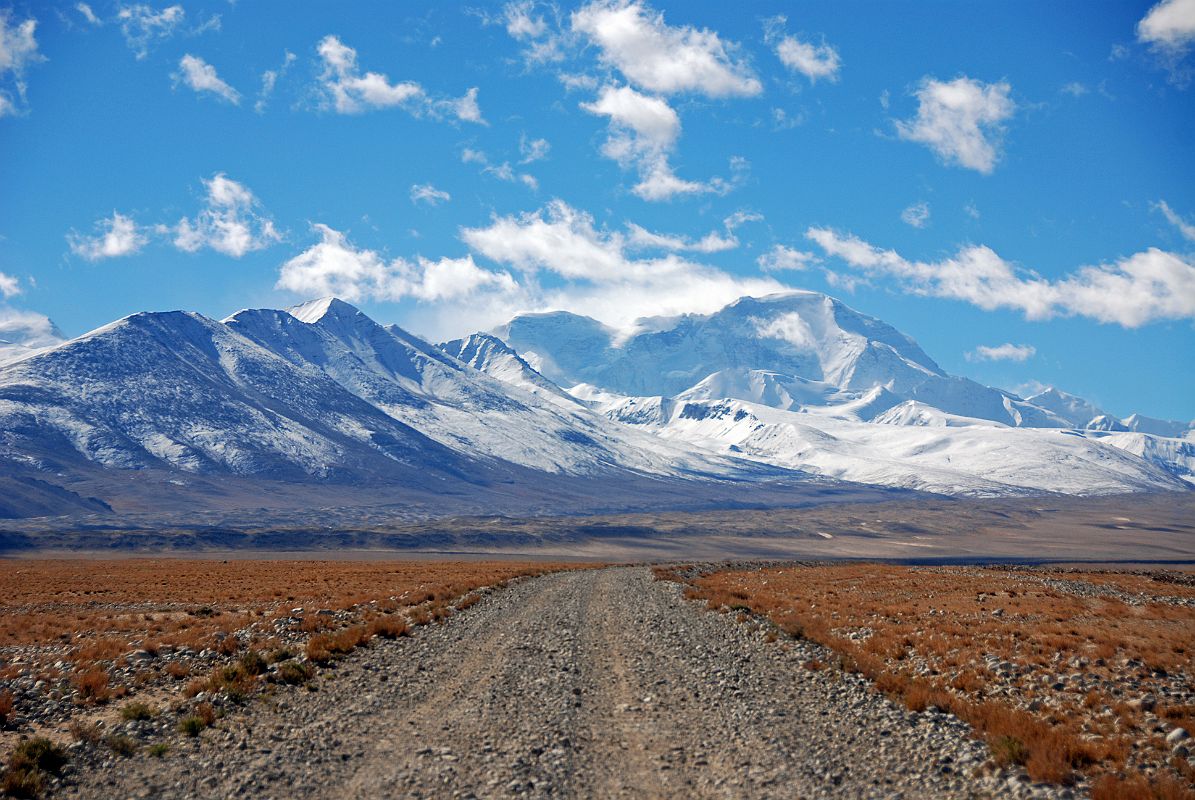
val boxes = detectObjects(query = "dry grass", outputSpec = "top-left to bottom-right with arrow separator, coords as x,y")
0,558 -> 585,764
660,563 -> 1195,795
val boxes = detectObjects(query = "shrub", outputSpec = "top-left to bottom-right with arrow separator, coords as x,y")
104,734 -> 138,756
10,738 -> 68,776
368,616 -> 409,639
275,660 -> 313,686
120,701 -> 155,721
215,635 -> 239,656
269,648 -> 294,663
239,650 -> 267,676
73,669 -> 110,704
183,678 -> 205,698
165,662 -> 189,680
147,743 -> 169,759
67,721 -> 103,745
991,735 -> 1029,767
178,716 -> 205,737
306,634 -> 333,664
196,702 -> 217,726
0,689 -> 13,725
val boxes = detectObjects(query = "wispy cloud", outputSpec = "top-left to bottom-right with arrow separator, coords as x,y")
900,202 -> 930,229
0,11 -> 43,118
757,244 -> 817,272
116,4 -> 185,60
410,184 -> 451,206
1136,0 -> 1195,86
1155,199 -> 1195,241
763,16 -> 841,83
174,54 -> 241,104
807,227 -> 1195,328
255,51 -> 295,113
966,343 -> 1036,362
314,34 -> 484,123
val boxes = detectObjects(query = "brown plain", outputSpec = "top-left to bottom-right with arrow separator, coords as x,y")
661,564 -> 1195,800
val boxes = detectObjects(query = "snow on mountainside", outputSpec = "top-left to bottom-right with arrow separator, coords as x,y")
592,395 -> 1187,496
0,299 -> 763,511
439,332 -> 582,408
479,291 -> 1193,496
0,310 -> 467,483
0,316 -> 67,367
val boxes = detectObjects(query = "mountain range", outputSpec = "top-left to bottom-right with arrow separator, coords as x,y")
0,291 -> 1190,519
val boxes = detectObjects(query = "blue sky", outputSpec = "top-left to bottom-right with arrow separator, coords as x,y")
0,0 -> 1193,420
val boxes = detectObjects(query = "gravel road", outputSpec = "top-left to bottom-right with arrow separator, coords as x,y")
58,567 -> 1065,799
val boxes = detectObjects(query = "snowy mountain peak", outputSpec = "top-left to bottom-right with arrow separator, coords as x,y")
1024,386 -> 1107,428
286,296 -> 364,325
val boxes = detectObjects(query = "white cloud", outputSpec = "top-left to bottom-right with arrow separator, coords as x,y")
964,202 -> 980,220
807,227 -> 1195,328
625,223 -> 737,253
1137,0 -> 1195,51
1060,81 -> 1088,97
0,272 -> 19,298
175,54 -> 241,104
276,224 -> 517,303
894,76 -> 1015,174
900,201 -> 931,229
1155,199 -> 1195,241
519,134 -> 551,163
966,343 -> 1036,362
255,51 -> 296,114
315,35 -> 484,123
116,4 -> 184,60
757,244 -> 816,272
459,147 -> 538,190
0,305 -> 62,348
0,11 -> 42,118
581,84 -> 733,201
571,0 -> 760,97
410,183 -> 451,206
75,3 -> 102,26
753,312 -> 817,350
68,212 -> 148,261
495,0 -> 568,64
459,199 -> 783,330
172,174 -> 280,258
763,16 -> 839,83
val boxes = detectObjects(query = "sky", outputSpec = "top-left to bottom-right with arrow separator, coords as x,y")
0,0 -> 1193,421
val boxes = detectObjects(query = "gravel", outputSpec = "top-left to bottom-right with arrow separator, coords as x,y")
51,567 -> 1075,799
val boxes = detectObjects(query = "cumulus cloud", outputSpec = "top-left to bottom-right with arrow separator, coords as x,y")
116,4 -> 185,59
763,17 -> 840,83
410,183 -> 451,206
571,0 -> 761,97
895,76 -> 1015,174
276,224 -> 518,304
68,212 -> 149,261
807,227 -> 1195,328
581,84 -> 737,200
0,272 -> 19,298
1137,0 -> 1195,85
459,199 -> 783,330
966,343 -> 1036,363
315,34 -> 483,123
174,54 -> 241,104
0,11 -> 42,118
255,51 -> 295,113
172,174 -> 281,257
900,201 -> 931,228
1155,199 -> 1195,241
757,244 -> 817,272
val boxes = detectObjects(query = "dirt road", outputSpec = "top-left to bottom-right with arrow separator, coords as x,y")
60,568 -> 1037,799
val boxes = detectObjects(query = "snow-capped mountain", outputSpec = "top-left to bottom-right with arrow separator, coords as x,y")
0,314 -> 66,367
483,291 -> 1193,495
0,291 -> 1189,518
